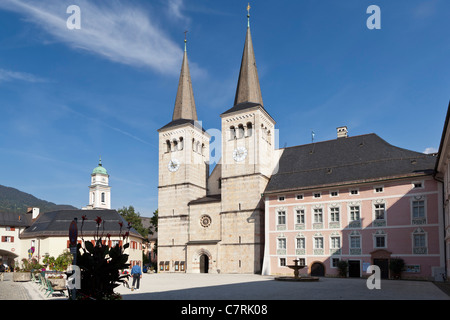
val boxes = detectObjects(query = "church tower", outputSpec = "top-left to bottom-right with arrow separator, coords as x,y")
157,37 -> 210,270
85,157 -> 111,210
219,5 -> 276,273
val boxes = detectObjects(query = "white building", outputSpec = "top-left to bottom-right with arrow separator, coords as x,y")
83,158 -> 111,210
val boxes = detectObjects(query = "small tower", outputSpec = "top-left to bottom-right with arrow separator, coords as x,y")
85,157 -> 111,210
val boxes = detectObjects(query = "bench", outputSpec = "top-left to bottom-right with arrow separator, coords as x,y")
45,278 -> 67,298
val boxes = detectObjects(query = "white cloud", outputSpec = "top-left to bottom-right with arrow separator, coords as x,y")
0,68 -> 47,83
0,0 -> 195,76
423,147 -> 438,154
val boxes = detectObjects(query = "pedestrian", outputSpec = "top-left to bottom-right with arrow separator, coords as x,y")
0,263 -> 5,282
131,264 -> 142,291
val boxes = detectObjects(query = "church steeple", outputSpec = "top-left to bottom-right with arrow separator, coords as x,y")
233,3 -> 263,107
172,34 -> 198,121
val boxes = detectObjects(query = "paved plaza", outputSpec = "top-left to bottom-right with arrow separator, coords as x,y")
1,272 -> 449,300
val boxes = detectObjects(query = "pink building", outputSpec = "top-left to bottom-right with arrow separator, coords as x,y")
436,101 -> 450,281
262,129 -> 445,280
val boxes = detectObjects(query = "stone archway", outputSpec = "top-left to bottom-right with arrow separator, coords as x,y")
200,254 -> 209,273
194,249 -> 212,274
0,249 -> 18,270
370,249 -> 392,279
310,261 -> 325,277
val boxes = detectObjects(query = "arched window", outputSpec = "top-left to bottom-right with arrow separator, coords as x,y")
201,143 -> 205,155
238,124 -> 245,139
246,122 -> 253,137
101,192 -> 105,203
229,126 -> 236,140
179,137 -> 184,150
173,139 -> 178,151
192,138 -> 196,152
166,140 -> 171,153
92,192 -> 95,203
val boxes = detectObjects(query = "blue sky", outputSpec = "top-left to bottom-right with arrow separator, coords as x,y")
0,0 -> 449,217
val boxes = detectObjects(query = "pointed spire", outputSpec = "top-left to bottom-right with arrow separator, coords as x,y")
172,32 -> 198,121
233,4 -> 263,107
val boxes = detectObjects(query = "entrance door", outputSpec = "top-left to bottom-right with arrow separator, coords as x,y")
373,259 -> 389,279
311,262 -> 325,276
348,260 -> 361,277
200,254 -> 209,273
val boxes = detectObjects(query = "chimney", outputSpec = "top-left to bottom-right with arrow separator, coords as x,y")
337,126 -> 348,139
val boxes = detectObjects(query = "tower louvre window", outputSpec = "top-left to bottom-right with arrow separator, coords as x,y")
229,126 -> 236,140
238,124 -> 245,139
246,122 -> 253,137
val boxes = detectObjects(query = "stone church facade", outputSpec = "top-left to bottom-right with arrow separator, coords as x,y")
157,13 -> 447,278
157,15 -> 278,274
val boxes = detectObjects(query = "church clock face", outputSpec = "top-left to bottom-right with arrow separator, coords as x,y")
233,146 -> 247,162
168,158 -> 180,172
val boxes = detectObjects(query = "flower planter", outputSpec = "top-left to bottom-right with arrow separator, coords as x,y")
13,272 -> 31,282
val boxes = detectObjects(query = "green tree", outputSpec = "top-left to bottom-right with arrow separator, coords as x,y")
149,209 -> 158,257
149,209 -> 158,235
118,205 -> 148,238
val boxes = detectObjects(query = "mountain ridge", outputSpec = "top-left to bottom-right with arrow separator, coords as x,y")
0,184 -> 77,214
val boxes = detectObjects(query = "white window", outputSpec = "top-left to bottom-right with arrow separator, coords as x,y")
314,237 -> 324,249
296,237 -> 305,249
412,200 -> 425,218
296,209 -> 305,224
330,207 -> 340,222
413,181 -> 424,189
277,211 -> 286,225
296,194 -> 304,200
313,208 -> 323,223
414,234 -> 426,247
349,206 -> 360,221
278,196 -> 285,201
330,191 -> 339,197
350,189 -> 359,195
350,235 -> 360,248
374,231 -> 387,248
374,186 -> 384,193
332,258 -> 340,268
375,236 -> 385,248
277,238 -> 287,250
374,203 -> 385,220
331,236 -> 341,249
313,192 -> 321,199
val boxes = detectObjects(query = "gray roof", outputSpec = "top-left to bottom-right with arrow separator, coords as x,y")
158,118 -> 206,132
188,194 -> 221,205
0,212 -> 32,228
20,209 -> 143,239
265,133 -> 436,194
233,26 -> 263,107
172,48 -> 197,121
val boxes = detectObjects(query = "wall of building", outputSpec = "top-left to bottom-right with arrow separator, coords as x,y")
264,176 -> 444,280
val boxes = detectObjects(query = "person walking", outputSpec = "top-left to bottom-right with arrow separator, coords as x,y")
131,264 -> 142,291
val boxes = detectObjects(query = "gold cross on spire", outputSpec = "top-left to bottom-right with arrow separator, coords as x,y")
247,3 -> 251,27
